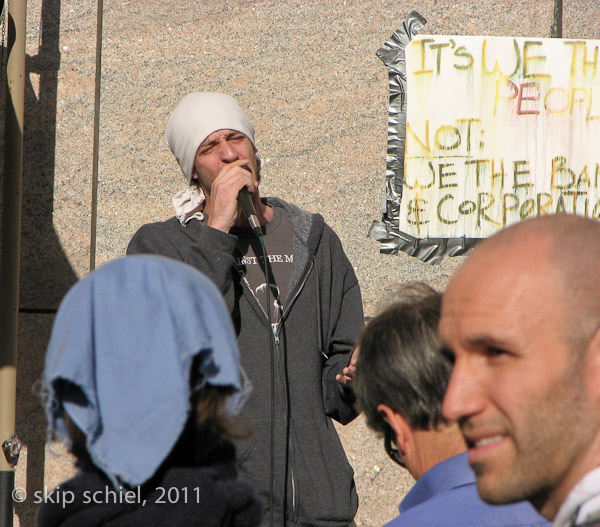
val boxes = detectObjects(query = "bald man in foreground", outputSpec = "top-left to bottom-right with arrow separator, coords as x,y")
440,214 -> 600,527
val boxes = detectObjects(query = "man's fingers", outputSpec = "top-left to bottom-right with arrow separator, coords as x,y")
212,161 -> 257,197
336,370 -> 355,387
218,158 -> 255,182
336,374 -> 350,387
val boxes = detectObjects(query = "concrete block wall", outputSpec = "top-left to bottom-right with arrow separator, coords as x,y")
3,1 -> 599,525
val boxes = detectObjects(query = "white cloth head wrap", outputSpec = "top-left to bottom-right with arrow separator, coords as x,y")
165,92 -> 257,183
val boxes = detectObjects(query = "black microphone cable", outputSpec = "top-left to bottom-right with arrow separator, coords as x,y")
259,237 -> 276,527
239,188 -> 276,527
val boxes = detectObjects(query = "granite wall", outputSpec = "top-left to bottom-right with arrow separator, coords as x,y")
3,1 -> 599,525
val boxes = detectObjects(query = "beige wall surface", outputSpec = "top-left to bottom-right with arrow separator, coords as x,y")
3,1 -> 599,525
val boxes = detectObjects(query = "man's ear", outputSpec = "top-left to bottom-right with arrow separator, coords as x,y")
377,404 -> 411,452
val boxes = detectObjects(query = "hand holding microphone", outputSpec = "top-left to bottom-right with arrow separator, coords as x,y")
205,159 -> 259,234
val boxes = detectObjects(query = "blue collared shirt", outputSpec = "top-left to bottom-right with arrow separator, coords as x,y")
386,452 -> 550,527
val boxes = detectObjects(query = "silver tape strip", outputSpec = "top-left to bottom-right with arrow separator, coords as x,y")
369,11 -> 479,264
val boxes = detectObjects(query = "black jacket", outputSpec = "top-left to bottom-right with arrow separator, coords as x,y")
127,197 -> 364,526
37,448 -> 262,527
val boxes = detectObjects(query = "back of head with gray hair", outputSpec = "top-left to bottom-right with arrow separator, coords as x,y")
354,282 -> 450,433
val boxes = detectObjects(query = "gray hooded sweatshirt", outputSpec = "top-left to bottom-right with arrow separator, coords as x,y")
127,197 -> 364,527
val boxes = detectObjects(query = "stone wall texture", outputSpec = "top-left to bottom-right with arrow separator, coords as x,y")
2,1 -> 599,525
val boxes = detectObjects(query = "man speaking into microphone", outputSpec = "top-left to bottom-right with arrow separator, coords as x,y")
127,92 -> 363,527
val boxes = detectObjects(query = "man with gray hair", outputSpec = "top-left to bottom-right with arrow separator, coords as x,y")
128,92 -> 363,527
354,283 -> 549,526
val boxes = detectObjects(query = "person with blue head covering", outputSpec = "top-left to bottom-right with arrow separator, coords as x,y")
37,255 -> 262,527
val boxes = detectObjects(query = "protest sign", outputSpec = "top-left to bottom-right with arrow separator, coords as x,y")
401,35 -> 600,239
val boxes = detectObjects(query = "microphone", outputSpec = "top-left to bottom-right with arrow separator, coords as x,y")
238,187 -> 263,238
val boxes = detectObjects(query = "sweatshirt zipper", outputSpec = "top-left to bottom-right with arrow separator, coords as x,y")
240,259 -> 314,523
271,323 -> 280,344
271,258 -> 313,522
